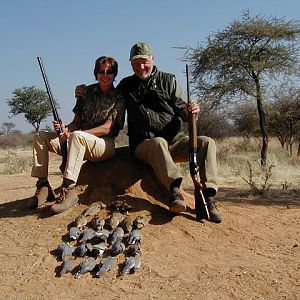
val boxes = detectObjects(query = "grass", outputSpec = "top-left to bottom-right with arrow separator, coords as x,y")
0,149 -> 32,174
216,137 -> 300,192
0,137 -> 299,194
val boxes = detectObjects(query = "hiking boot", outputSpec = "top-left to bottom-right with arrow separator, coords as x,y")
50,186 -> 79,214
169,189 -> 186,214
206,197 -> 224,223
27,180 -> 55,209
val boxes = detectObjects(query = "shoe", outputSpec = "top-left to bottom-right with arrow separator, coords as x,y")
206,197 -> 224,223
169,191 -> 186,214
50,186 -> 79,214
27,180 -> 55,209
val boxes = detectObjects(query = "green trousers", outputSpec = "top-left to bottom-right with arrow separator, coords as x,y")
134,136 -> 218,194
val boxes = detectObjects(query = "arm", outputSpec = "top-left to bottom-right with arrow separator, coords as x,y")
53,113 -> 82,143
169,75 -> 200,121
56,114 -> 113,141
82,118 -> 113,137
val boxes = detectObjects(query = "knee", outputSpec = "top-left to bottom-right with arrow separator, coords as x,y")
69,130 -> 83,141
33,131 -> 50,143
198,136 -> 216,150
151,137 -> 169,151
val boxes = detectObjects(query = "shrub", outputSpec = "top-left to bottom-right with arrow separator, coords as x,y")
0,150 -> 32,174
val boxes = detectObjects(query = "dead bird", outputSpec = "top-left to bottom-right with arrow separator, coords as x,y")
83,201 -> 106,217
133,215 -> 149,229
109,199 -> 133,214
57,242 -> 74,261
73,243 -> 89,257
120,254 -> 141,276
79,227 -> 97,243
89,242 -> 107,259
75,214 -> 88,229
120,215 -> 135,233
128,229 -> 142,245
108,211 -> 125,230
69,226 -> 81,241
90,217 -> 106,231
95,228 -> 110,241
59,260 -> 75,276
127,244 -> 142,256
96,256 -> 117,277
111,238 -> 126,256
74,257 -> 97,279
109,226 -> 124,245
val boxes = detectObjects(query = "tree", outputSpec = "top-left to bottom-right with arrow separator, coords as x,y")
230,102 -> 260,138
268,86 -> 300,156
186,11 -> 300,165
196,106 -> 235,138
1,121 -> 15,135
7,86 -> 54,132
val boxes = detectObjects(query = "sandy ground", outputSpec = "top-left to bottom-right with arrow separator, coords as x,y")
0,154 -> 299,300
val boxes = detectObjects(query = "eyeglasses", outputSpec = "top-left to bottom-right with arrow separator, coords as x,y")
98,70 -> 114,75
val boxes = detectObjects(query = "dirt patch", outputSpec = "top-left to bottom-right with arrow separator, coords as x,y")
0,155 -> 299,300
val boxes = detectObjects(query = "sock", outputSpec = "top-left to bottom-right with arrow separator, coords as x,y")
170,178 -> 182,192
63,178 -> 76,188
203,188 -> 216,198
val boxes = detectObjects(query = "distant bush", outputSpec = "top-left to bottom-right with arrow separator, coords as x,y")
0,150 -> 32,174
0,132 -> 33,149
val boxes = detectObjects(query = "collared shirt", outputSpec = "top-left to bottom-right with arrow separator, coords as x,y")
73,83 -> 125,137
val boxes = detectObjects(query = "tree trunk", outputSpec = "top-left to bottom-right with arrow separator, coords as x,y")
289,143 -> 293,157
278,136 -> 284,149
254,75 -> 268,166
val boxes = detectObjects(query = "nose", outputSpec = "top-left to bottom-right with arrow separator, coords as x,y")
139,64 -> 145,70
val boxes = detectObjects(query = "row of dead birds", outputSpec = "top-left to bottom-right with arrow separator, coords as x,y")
55,199 -> 148,278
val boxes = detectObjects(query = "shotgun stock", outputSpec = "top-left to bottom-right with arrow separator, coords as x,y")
185,64 -> 210,220
37,57 -> 67,173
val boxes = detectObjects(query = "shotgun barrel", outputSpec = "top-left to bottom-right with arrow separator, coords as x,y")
37,57 -> 67,173
186,64 -> 210,220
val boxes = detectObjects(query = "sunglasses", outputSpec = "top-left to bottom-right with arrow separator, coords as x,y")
98,70 -> 114,75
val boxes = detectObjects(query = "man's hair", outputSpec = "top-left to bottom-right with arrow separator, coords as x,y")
93,56 -> 118,79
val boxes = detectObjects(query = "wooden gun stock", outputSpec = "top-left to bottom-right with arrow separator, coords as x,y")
186,64 -> 210,220
37,57 -> 67,173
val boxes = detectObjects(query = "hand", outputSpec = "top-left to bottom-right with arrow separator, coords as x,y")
186,101 -> 200,115
75,84 -> 86,98
59,131 -> 71,144
52,120 -> 69,143
52,119 -> 65,132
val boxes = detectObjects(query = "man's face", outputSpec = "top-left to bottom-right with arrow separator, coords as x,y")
131,56 -> 154,80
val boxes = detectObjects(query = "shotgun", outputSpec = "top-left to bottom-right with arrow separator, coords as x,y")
37,57 -> 67,174
185,64 -> 210,220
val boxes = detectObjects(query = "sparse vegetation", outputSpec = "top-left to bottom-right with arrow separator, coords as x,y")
0,150 -> 32,174
242,160 -> 274,195
0,133 -> 299,196
216,137 -> 300,196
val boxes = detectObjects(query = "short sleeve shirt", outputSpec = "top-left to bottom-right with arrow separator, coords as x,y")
72,83 -> 125,137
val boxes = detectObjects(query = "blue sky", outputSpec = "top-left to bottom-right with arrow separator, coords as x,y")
1,0 -> 299,132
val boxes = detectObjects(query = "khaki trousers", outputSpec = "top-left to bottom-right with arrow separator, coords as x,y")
31,131 -> 115,182
134,136 -> 218,193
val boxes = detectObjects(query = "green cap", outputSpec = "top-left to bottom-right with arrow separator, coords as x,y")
129,42 -> 152,61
